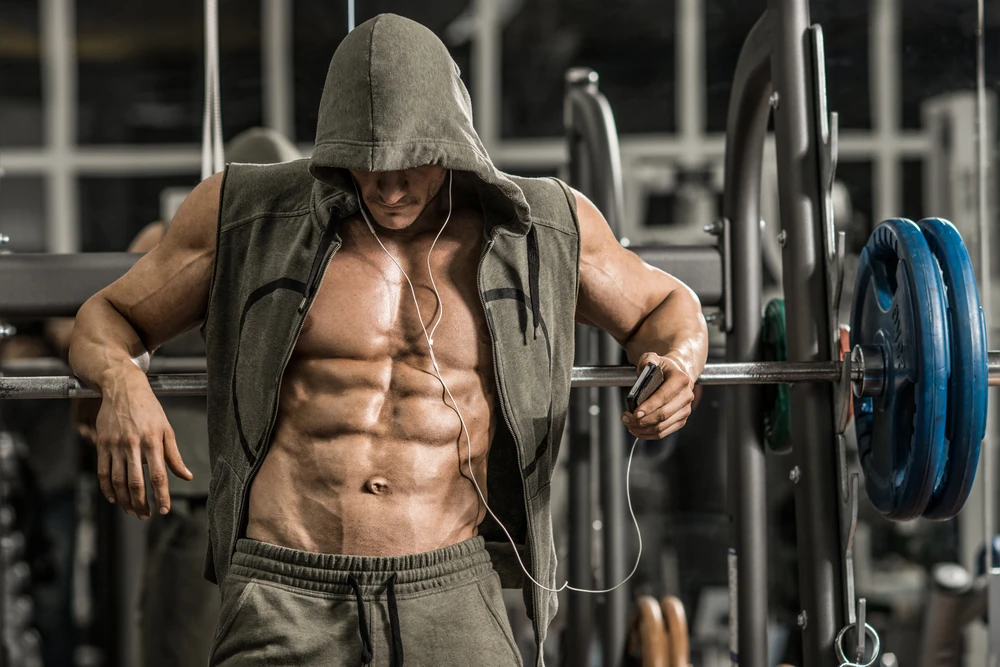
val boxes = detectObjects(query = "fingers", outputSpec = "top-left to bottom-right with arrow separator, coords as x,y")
635,352 -> 659,375
144,436 -> 171,516
125,440 -> 149,519
652,408 -> 692,439
634,370 -> 691,419
163,430 -> 192,482
97,446 -> 115,504
621,365 -> 696,439
111,449 -> 131,514
633,382 -> 694,428
625,404 -> 693,440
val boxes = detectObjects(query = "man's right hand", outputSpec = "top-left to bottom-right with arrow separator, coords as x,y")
95,372 -> 192,518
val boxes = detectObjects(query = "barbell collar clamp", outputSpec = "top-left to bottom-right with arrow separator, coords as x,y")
851,345 -> 885,398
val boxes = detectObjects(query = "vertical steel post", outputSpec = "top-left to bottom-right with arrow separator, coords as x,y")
769,0 -> 847,663
565,67 -> 629,667
567,325 -> 596,665
721,11 -> 773,667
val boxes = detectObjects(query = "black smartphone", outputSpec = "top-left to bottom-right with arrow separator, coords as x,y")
626,362 -> 664,413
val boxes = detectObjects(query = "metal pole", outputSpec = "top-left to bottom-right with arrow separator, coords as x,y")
7,355 -> 1000,399
262,0 -> 294,141
722,10 -> 773,667
870,0 -> 902,223
975,0 -> 994,571
565,70 -> 597,667
0,374 -> 209,399
599,332 -> 627,667
41,0 -> 79,253
567,326 -> 596,666
974,2 -> 1000,662
0,357 -> 208,376
577,361 -> 844,386
565,65 -> 629,666
769,0 -> 845,663
472,0 -> 500,151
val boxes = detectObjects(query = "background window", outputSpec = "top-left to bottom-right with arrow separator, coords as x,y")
900,1 -> 977,129
502,0 -> 677,138
78,175 -> 198,252
0,177 -> 46,252
77,0 -> 263,144
0,0 -> 44,146
706,0 -> 871,132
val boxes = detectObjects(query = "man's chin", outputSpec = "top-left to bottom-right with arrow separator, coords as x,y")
371,211 -> 418,230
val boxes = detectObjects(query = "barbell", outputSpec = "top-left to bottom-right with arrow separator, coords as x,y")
0,217 -> 991,522
4,354 -> 999,399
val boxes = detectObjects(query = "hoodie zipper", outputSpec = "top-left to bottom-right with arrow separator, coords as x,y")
476,231 -> 541,637
232,238 -> 341,549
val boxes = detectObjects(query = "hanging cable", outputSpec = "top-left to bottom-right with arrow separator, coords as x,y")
202,0 -> 224,180
976,0 -> 994,569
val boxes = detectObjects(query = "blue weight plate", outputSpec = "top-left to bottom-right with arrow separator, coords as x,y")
850,218 -> 951,520
919,218 -> 988,520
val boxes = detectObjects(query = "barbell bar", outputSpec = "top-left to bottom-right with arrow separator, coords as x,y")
0,356 -> 207,376
3,349 -> 999,399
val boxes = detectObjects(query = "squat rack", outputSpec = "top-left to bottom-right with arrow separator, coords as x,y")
563,0 -> 850,665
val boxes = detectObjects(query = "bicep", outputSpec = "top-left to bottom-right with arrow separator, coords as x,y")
574,191 -> 684,343
99,174 -> 221,349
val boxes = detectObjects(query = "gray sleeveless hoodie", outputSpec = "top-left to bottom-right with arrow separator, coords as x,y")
203,15 -> 580,665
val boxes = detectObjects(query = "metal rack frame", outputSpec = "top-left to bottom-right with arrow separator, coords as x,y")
562,1 -> 848,665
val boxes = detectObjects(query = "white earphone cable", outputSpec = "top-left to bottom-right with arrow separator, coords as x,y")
352,171 -> 642,594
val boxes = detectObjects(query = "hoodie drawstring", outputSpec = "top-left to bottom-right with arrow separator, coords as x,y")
527,226 -> 542,340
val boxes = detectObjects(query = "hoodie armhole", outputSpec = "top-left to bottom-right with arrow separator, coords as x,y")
200,165 -> 230,342
549,177 -> 578,216
549,177 -> 583,304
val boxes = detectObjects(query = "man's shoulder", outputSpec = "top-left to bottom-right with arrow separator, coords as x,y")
220,159 -> 315,230
505,174 -> 577,233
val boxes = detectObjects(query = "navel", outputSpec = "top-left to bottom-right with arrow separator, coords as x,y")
365,477 -> 391,495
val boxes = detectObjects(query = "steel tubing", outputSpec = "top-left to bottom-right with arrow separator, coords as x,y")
5,353 -> 1000,399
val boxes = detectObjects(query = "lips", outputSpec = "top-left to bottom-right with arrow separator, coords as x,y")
377,202 -> 410,212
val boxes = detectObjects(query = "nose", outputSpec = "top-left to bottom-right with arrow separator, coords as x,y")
376,172 -> 408,205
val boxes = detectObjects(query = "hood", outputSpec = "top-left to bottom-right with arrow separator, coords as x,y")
309,13 -> 531,233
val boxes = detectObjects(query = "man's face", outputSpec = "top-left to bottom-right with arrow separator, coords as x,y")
350,166 -> 448,230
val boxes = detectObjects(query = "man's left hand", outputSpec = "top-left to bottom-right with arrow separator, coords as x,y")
621,352 -> 697,440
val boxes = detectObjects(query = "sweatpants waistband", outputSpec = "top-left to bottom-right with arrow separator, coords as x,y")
229,536 -> 494,596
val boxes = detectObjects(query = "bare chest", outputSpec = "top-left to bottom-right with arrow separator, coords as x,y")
293,221 -> 493,371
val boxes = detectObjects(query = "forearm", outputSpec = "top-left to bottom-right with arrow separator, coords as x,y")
69,295 -> 151,396
624,286 -> 709,378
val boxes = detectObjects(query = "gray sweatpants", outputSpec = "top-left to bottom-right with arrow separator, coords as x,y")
209,536 -> 523,666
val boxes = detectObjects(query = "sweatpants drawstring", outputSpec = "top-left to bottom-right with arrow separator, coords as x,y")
347,575 -> 374,665
387,573 -> 404,666
347,573 -> 404,666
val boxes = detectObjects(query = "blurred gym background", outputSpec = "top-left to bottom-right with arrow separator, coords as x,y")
0,1 -> 998,666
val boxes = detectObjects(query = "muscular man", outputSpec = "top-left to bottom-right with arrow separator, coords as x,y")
69,15 -> 707,667
110,127 -> 300,667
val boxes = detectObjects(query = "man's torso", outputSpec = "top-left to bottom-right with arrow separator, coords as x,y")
246,203 -> 499,556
